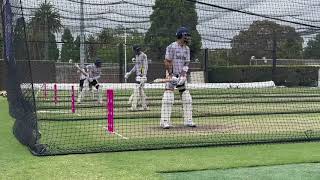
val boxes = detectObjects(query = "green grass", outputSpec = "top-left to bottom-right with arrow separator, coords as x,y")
163,163 -> 320,180
3,97 -> 320,179
32,87 -> 320,154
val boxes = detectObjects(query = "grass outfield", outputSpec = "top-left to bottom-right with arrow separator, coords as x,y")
3,97 -> 320,179
33,87 -> 320,154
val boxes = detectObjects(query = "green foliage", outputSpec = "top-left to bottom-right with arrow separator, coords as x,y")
145,0 -> 202,61
231,20 -> 303,65
28,1 -> 62,60
60,28 -> 74,62
72,36 -> 80,62
13,17 -> 28,60
86,35 -> 98,61
208,49 -> 231,66
29,2 -> 62,34
48,33 -> 59,60
95,27 -> 144,63
303,34 -> 320,58
208,65 -> 318,87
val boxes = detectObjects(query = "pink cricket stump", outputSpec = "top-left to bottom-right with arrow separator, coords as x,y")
44,83 -> 47,99
106,89 -> 114,133
71,85 -> 75,113
54,84 -> 58,105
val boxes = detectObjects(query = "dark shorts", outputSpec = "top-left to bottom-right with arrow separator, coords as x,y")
89,80 -> 99,89
79,79 -> 85,89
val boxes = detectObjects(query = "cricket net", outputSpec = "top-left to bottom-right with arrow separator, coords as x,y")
3,0 -> 320,155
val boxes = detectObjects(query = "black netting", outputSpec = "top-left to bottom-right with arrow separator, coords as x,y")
2,0 -> 320,155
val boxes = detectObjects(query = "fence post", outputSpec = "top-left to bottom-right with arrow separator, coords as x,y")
204,48 -> 209,83
118,43 -> 124,83
272,33 -> 277,81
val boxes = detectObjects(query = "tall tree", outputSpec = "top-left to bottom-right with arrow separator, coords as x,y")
231,20 -> 303,64
13,17 -> 28,60
303,34 -> 320,59
60,28 -> 74,62
28,1 -> 62,60
145,0 -> 202,61
72,36 -> 80,62
48,32 -> 59,60
86,35 -> 98,61
93,26 -> 146,63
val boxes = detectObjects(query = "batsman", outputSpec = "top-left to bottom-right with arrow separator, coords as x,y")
160,27 -> 196,129
125,45 -> 149,111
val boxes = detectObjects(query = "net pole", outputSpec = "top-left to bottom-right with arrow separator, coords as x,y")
79,0 -> 85,65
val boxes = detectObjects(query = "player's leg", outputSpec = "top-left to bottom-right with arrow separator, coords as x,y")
77,79 -> 85,103
90,80 -> 102,104
178,85 -> 195,127
88,80 -> 94,99
139,85 -> 148,110
160,90 -> 174,129
95,81 -> 103,104
129,84 -> 139,111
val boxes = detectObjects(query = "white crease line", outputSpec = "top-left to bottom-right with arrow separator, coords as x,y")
101,126 -> 129,139
113,132 -> 129,140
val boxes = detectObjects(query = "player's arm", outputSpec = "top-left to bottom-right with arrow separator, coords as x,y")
125,65 -> 136,79
180,47 -> 191,77
75,64 -> 88,77
164,45 -> 174,78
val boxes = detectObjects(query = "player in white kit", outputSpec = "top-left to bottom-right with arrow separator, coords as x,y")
77,59 -> 103,104
160,27 -> 196,129
125,45 -> 148,111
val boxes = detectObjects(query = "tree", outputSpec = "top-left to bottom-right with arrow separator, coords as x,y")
60,28 -> 74,62
72,36 -> 80,62
28,1 -> 62,60
13,17 -> 28,60
303,34 -> 320,59
95,26 -> 144,63
48,32 -> 59,60
86,35 -> 98,61
145,0 -> 202,61
231,20 -> 303,65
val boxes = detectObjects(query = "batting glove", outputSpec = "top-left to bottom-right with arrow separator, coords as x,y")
125,72 -> 130,79
177,76 -> 187,86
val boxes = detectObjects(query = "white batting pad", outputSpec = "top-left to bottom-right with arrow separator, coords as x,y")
160,91 -> 174,126
182,90 -> 192,122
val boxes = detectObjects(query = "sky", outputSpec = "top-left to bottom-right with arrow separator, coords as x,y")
14,0 -> 320,48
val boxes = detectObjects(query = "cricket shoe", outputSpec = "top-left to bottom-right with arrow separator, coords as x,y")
161,120 -> 171,129
184,119 -> 196,127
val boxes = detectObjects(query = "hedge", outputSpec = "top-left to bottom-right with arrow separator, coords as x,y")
208,65 -> 319,87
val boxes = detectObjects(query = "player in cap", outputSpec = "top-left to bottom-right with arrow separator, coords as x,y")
76,58 -> 103,104
125,45 -> 149,111
160,26 -> 195,129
